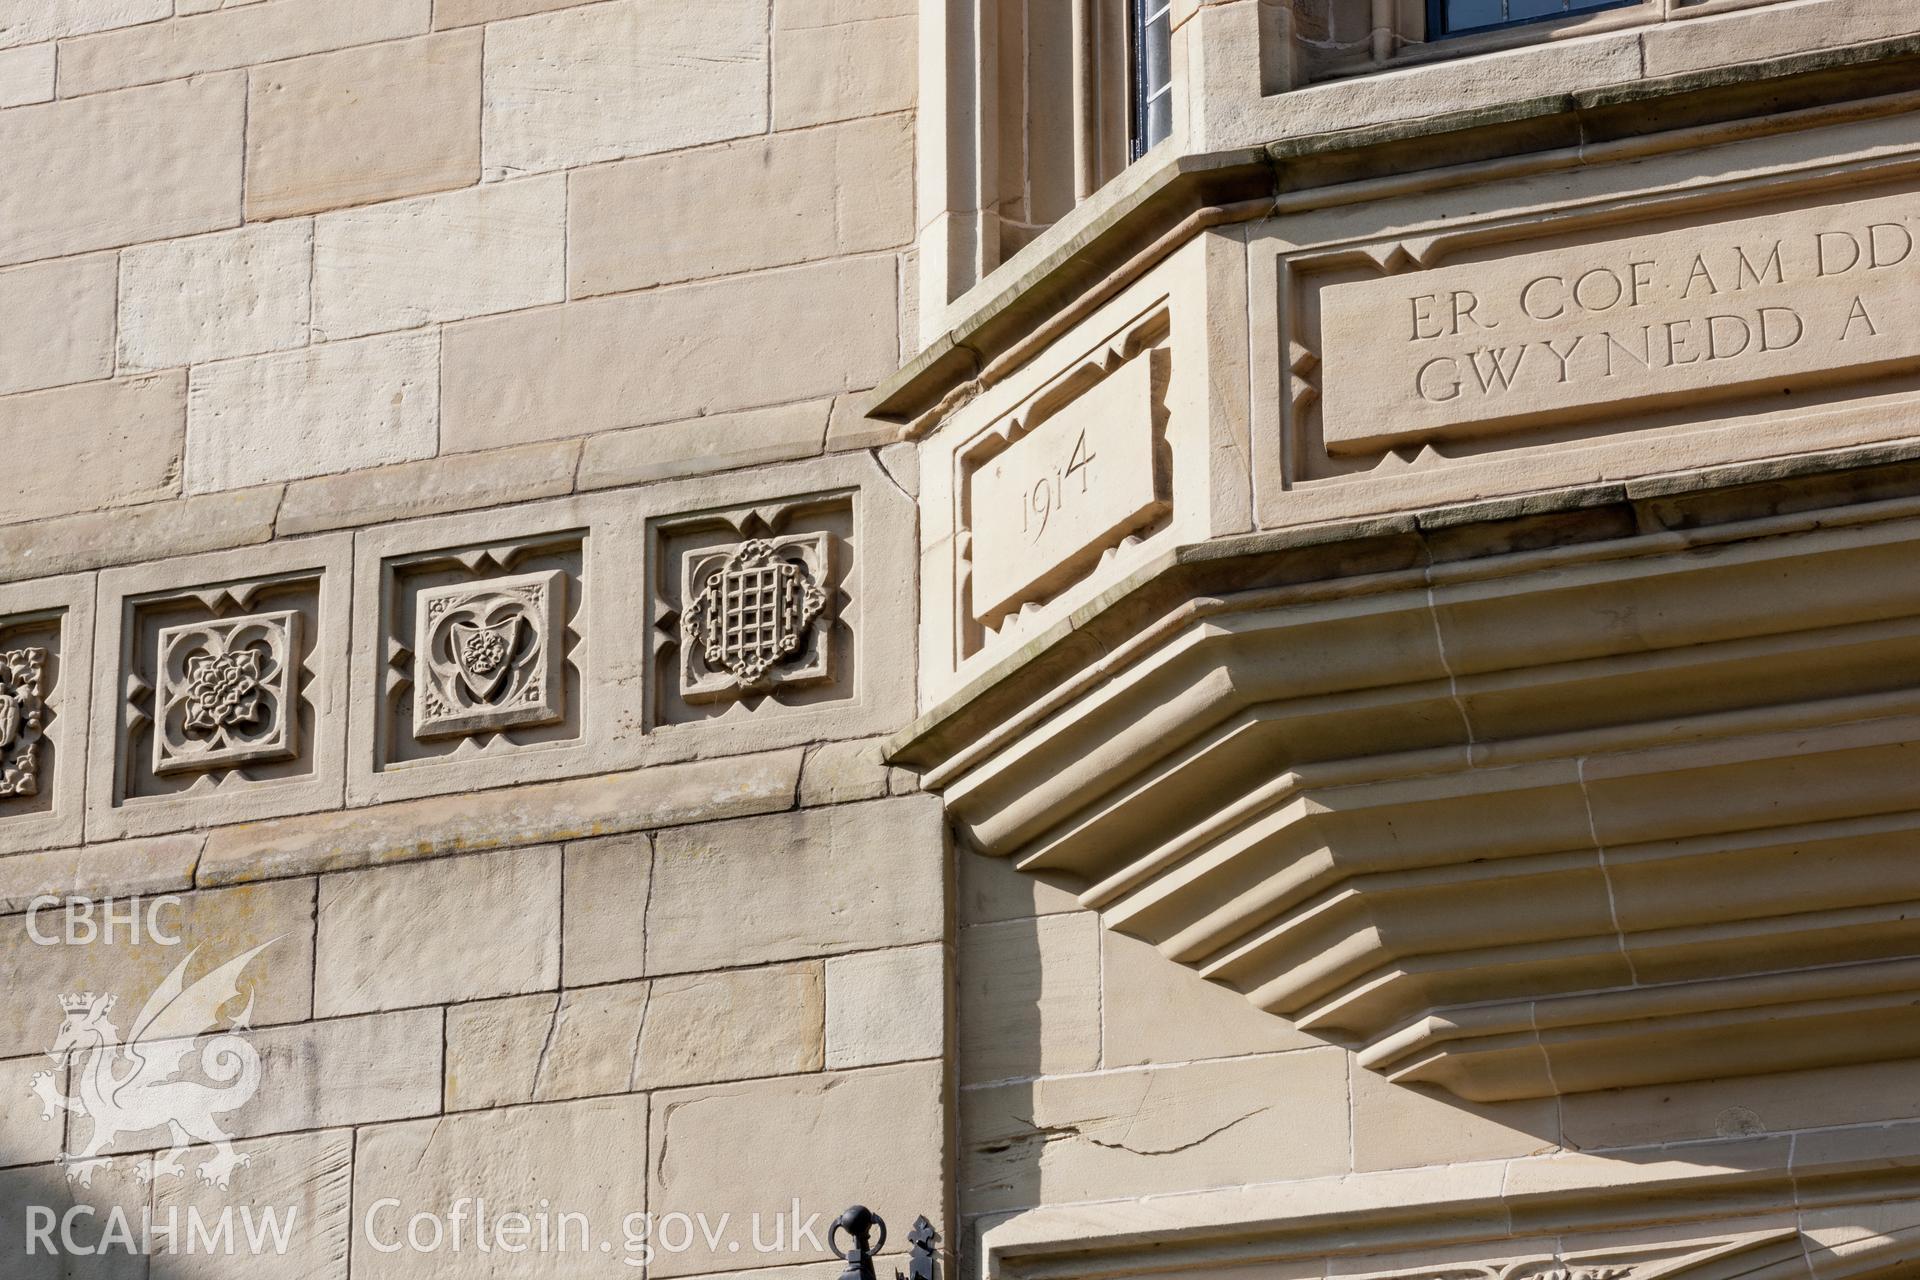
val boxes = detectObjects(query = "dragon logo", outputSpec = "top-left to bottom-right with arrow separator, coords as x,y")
31,940 -> 275,1189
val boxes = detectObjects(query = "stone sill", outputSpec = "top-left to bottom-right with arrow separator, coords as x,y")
977,1124 -> 1920,1280
872,33 -> 1920,429
0,739 -> 919,911
1306,0 -> 1792,84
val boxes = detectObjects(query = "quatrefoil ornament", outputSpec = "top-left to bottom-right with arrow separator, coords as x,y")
153,613 -> 300,776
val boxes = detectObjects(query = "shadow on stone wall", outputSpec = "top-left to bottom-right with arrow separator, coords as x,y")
948,847 -> 1844,1280
2,1123 -> 333,1278
3,1153 -> 159,1279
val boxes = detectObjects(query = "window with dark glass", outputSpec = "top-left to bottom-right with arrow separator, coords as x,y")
1130,0 -> 1171,161
1429,0 -> 1634,37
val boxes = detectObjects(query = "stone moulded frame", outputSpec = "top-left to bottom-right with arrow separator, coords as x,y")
87,535 -> 350,842
348,455 -> 916,801
977,1165 -> 1920,1280
348,496 -> 639,807
639,450 -> 917,765
959,333 -> 1173,636
0,573 -> 95,857
913,233 -> 1252,707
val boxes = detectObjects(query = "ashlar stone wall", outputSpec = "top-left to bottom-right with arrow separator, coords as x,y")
3,779 -> 949,1278
0,0 -> 916,525
0,3 -> 943,1278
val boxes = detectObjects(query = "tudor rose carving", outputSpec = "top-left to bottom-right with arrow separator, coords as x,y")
0,646 -> 47,797
152,613 -> 300,776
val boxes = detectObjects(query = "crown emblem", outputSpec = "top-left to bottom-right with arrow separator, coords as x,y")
59,992 -> 110,1014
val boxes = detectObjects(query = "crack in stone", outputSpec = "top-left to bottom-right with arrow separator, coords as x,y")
529,992 -> 563,1101
796,742 -> 819,807
639,833 -> 658,973
975,1123 -> 1087,1155
625,982 -> 655,1092
1083,1105 -> 1274,1157
407,1117 -> 448,1175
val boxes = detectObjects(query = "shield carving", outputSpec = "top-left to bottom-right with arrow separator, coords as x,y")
0,691 -> 17,751
449,616 -> 522,703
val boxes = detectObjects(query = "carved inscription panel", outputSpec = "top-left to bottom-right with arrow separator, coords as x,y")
1318,192 -> 1920,453
971,352 -> 1168,623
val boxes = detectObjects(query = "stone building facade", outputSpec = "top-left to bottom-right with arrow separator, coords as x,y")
4,0 -> 1920,1278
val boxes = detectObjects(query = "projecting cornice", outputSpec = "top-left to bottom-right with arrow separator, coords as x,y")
890,442 -> 1920,1102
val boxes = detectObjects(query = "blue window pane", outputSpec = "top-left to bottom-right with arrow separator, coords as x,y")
1144,16 -> 1171,95
1144,93 -> 1171,151
1437,0 -> 1632,35
1130,0 -> 1174,160
1444,0 -> 1504,28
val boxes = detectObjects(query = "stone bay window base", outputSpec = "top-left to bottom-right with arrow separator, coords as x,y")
884,17 -> 1920,1280
981,1175 -> 1920,1280
896,462 -> 1920,1103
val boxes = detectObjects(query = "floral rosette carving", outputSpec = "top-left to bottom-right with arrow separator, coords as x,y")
0,645 -> 48,797
152,613 -> 301,776
182,650 -> 264,733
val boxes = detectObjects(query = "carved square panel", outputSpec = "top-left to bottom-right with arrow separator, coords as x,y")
349,501 -> 616,808
88,535 -> 350,841
152,611 -> 302,776
413,570 -> 567,739
679,533 -> 833,704
651,498 -> 851,728
0,574 -> 94,854
636,451 -> 916,764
